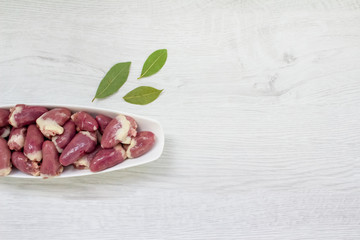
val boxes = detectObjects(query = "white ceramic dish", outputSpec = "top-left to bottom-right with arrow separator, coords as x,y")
1,104 -> 164,179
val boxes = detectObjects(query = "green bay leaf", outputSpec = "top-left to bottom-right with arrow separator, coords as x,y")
138,49 -> 167,79
123,86 -> 163,105
92,62 -> 131,102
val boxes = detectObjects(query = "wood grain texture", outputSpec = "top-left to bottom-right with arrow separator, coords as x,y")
1,0 -> 360,239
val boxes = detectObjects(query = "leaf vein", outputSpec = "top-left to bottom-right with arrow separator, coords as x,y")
125,91 -> 158,100
96,65 -> 128,97
140,51 -> 166,78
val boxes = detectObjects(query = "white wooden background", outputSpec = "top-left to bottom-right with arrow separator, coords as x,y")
1,0 -> 360,239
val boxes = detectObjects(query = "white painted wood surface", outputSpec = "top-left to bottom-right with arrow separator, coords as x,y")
1,0 -> 360,239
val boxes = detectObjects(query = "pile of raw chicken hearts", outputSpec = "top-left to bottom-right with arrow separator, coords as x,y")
0,104 -> 155,178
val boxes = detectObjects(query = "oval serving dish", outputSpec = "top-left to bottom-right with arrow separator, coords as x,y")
1,104 -> 164,179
